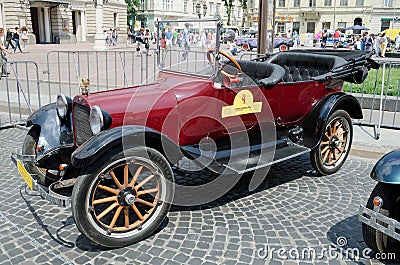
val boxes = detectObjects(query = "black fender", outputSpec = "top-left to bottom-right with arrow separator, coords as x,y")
371,149 -> 400,184
26,102 -> 73,156
71,125 -> 183,171
302,92 -> 363,149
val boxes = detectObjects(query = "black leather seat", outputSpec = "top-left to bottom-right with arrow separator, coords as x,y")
267,52 -> 347,82
234,60 -> 285,87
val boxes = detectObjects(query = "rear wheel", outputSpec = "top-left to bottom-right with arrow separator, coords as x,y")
310,110 -> 352,175
71,147 -> 174,248
362,182 -> 400,257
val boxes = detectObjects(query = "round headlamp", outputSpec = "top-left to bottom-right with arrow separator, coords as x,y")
90,105 -> 104,135
56,94 -> 68,119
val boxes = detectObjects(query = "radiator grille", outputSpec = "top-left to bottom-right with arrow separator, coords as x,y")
73,104 -> 92,145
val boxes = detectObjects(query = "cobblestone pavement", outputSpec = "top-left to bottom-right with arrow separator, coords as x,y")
0,128 -> 393,265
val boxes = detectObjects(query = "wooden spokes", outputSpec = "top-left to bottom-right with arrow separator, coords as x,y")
320,119 -> 348,166
91,163 -> 160,232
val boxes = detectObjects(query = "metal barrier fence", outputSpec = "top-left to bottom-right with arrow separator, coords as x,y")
1,50 -> 400,140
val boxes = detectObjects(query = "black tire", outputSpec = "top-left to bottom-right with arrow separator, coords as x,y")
362,182 -> 400,257
310,110 -> 353,175
22,127 -> 59,186
71,147 -> 174,248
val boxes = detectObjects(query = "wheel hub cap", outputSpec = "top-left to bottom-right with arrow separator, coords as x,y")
117,187 -> 137,206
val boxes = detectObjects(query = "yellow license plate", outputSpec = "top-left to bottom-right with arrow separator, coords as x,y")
17,160 -> 33,190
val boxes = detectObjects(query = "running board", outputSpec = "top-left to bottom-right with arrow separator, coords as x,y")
222,144 -> 310,174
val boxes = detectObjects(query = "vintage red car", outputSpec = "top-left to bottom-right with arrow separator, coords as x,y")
12,19 -> 378,248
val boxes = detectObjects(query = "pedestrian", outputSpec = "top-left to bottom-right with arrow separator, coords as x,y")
363,32 -> 373,52
173,30 -> 178,45
200,30 -> 206,51
177,30 -> 182,47
5,28 -> 14,50
374,33 -> 381,56
144,29 -> 151,53
13,27 -> 23,53
395,32 -> 400,50
292,30 -> 299,48
20,26 -> 28,52
321,29 -> 328,48
0,28 -> 11,78
333,29 -> 340,48
135,28 -> 144,53
182,23 -> 190,60
229,39 -> 241,55
360,32 -> 367,51
380,32 -> 388,58
127,28 -> 132,45
165,29 -> 173,48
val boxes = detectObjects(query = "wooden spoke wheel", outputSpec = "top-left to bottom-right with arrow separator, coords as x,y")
71,147 -> 174,248
311,110 -> 353,175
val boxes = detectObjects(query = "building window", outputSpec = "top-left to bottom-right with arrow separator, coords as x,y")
294,0 -> 300,7
356,0 -> 363,5
277,22 -> 285,34
237,7 -> 241,17
193,2 -> 197,13
183,0 -> 188,13
384,0 -> 392,7
307,22 -> 315,33
279,0 -> 285,7
140,0 -> 147,10
338,22 -> 346,30
381,20 -> 390,31
324,0 -> 332,6
113,13 -> 118,28
163,0 -> 173,11
216,3 -> 221,15
340,0 -> 348,6
309,0 -> 316,7
322,22 -> 331,30
209,3 -> 213,14
293,22 -> 300,33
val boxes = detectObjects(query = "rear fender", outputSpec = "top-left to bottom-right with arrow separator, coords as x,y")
71,126 -> 183,172
302,92 -> 362,149
371,149 -> 400,184
26,103 -> 73,156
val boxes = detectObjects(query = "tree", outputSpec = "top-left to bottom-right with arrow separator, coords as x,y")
222,0 -> 234,26
125,0 -> 141,28
238,0 -> 248,27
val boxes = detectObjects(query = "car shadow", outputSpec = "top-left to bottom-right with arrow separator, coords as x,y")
327,214 -> 399,264
170,153 -> 316,212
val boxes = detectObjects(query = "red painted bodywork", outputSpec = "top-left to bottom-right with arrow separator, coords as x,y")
73,70 -> 343,147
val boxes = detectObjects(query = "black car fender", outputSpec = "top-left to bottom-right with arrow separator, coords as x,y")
302,92 -> 363,149
26,102 -> 74,154
71,125 -> 183,172
370,149 -> 400,184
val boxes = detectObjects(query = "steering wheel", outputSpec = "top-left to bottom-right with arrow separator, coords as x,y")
207,49 -> 242,87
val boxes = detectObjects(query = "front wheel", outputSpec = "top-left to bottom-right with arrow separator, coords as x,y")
71,147 -> 174,248
362,182 -> 400,257
310,110 -> 353,175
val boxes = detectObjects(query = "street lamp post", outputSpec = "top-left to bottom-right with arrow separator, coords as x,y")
196,2 -> 207,32
93,0 -> 108,50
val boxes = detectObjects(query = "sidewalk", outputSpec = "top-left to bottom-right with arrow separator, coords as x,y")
351,125 -> 399,160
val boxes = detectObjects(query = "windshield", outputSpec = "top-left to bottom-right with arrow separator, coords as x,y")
157,18 -> 221,77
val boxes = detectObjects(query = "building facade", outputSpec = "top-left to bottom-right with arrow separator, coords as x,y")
0,0 -> 127,44
274,0 -> 400,40
136,0 -> 247,31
